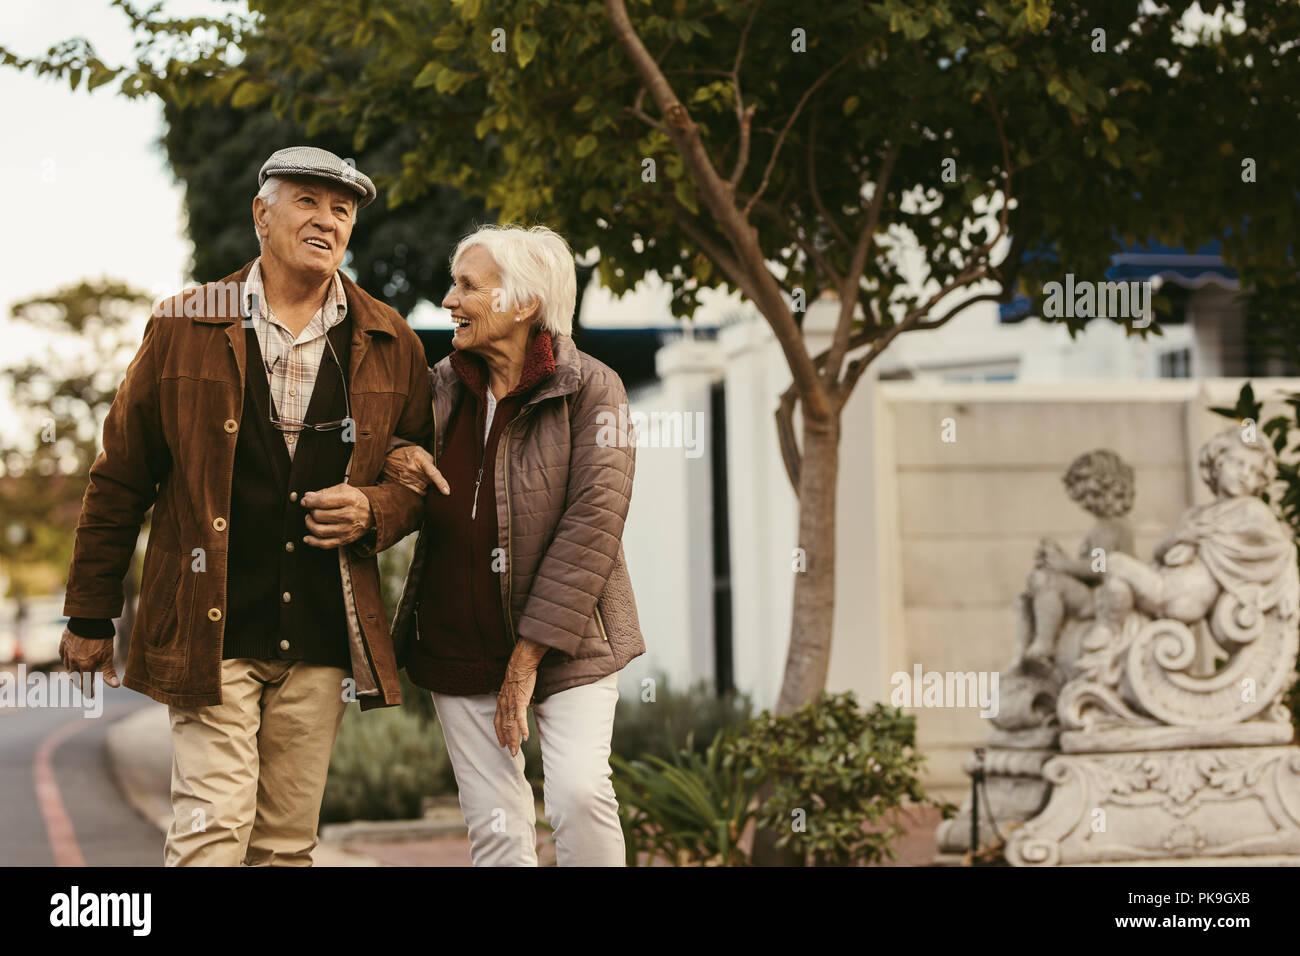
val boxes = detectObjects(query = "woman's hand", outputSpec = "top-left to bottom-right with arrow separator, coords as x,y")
494,669 -> 537,756
383,445 -> 449,497
493,638 -> 549,756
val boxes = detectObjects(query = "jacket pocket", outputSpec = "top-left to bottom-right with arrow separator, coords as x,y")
138,548 -> 183,647
138,549 -> 192,686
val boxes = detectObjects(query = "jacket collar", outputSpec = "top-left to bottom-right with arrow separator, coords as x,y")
192,260 -> 395,338
430,331 -> 583,456
450,330 -> 556,402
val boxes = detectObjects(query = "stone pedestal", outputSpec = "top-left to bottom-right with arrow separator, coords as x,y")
933,741 -> 1055,862
1006,745 -> 1300,865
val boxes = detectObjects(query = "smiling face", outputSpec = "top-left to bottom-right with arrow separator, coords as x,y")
253,176 -> 357,281
442,244 -> 537,356
1217,445 -> 1270,498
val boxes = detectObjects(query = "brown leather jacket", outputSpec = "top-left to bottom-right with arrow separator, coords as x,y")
390,332 -> 646,700
63,261 -> 432,710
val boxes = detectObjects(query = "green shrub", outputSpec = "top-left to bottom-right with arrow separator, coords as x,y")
612,690 -> 947,866
321,701 -> 456,824
612,730 -> 759,866
728,691 -> 948,866
611,673 -> 752,764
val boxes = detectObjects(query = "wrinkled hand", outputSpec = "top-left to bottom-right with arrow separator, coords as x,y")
301,483 -> 374,548
382,445 -> 449,497
494,667 -> 537,756
58,627 -> 119,697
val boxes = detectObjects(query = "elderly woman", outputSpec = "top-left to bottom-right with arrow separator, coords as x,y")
383,224 -> 644,867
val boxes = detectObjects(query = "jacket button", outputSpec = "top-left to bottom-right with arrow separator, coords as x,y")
289,492 -> 299,503
282,591 -> 292,603
223,419 -> 238,434
212,517 -> 227,532
207,607 -> 222,622
284,541 -> 295,553
279,639 -> 290,651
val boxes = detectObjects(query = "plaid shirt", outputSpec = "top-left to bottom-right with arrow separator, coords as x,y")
241,259 -> 348,460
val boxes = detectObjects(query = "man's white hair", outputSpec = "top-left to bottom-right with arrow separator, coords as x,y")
451,224 -> 577,337
253,175 -> 358,247
253,176 -> 284,247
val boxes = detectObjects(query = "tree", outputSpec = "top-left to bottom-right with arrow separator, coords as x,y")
1,280 -> 154,655
6,0 -> 1297,717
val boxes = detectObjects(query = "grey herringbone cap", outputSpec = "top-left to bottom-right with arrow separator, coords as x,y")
258,146 -> 377,209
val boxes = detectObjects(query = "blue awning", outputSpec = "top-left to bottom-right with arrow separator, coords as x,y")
1105,239 -> 1238,289
999,238 -> 1239,322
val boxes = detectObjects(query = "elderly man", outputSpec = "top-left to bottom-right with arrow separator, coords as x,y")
59,146 -> 440,866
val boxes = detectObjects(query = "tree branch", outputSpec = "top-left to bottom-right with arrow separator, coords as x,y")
727,1 -> 761,191
825,139 -> 901,384
604,0 -> 829,420
741,44 -> 865,218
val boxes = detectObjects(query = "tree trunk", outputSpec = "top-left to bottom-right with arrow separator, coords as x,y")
775,410 -> 841,716
751,409 -> 841,867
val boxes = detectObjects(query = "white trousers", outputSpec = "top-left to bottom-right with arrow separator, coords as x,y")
433,671 -> 624,866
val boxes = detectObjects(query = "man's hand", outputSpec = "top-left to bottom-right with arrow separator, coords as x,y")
383,445 -> 449,497
301,483 -> 374,548
58,628 -> 119,697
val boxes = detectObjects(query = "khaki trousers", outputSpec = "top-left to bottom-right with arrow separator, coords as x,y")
433,671 -> 624,867
163,658 -> 349,867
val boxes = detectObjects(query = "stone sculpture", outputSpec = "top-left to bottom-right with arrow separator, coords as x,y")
1007,426 -> 1300,865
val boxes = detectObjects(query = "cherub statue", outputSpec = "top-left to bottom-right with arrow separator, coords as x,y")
1088,427 -> 1295,647
1011,449 -> 1136,668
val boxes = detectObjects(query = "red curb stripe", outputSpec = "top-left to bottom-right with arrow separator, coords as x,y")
34,715 -> 91,868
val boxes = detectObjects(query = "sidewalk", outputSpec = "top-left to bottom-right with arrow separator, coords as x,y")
107,703 -> 941,866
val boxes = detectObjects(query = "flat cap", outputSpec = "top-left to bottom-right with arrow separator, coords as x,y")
258,146 -> 377,209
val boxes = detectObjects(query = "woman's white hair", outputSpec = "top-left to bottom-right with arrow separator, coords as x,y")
451,223 -> 577,337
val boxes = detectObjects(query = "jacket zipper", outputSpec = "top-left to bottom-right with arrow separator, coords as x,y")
470,393 -> 488,519
594,604 -> 609,642
501,404 -> 534,646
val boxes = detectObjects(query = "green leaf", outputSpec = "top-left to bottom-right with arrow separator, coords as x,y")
842,95 -> 860,116
517,28 -> 541,69
230,80 -> 270,109
412,62 -> 440,89
1025,0 -> 1051,32
573,134 -> 598,158
87,68 -> 116,92
68,68 -> 82,91
1101,118 -> 1119,143
674,177 -> 699,215
574,94 -> 596,113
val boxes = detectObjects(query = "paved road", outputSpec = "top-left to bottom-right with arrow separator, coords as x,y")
0,671 -> 162,866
